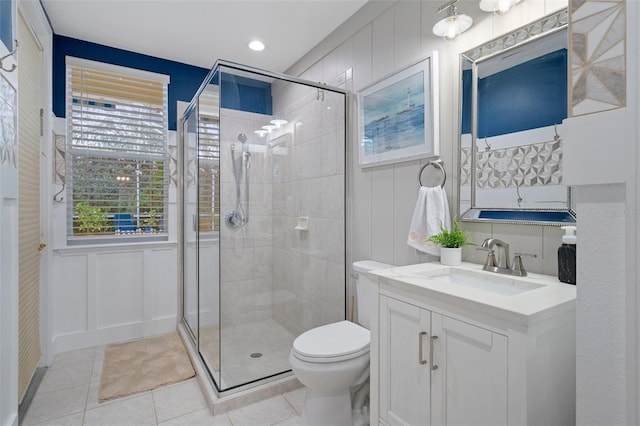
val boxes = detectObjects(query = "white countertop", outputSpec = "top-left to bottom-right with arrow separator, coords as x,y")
368,262 -> 576,325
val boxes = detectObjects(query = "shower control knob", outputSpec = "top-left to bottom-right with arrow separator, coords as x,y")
225,211 -> 243,229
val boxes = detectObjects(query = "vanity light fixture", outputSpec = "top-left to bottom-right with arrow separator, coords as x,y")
479,0 -> 522,15
248,40 -> 265,51
262,124 -> 276,132
433,0 -> 473,41
254,129 -> 268,137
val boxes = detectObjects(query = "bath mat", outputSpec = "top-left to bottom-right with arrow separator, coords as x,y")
99,332 -> 195,402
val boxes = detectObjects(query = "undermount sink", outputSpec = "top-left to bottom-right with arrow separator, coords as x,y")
410,267 -> 544,296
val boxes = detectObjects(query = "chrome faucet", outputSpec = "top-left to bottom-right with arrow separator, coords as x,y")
478,238 -> 538,276
479,238 -> 511,274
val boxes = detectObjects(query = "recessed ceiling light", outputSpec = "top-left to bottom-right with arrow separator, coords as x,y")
249,40 -> 265,51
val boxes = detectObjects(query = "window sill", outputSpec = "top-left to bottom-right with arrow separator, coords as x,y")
56,235 -> 176,255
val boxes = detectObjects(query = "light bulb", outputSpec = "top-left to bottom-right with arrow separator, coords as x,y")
446,21 -> 458,41
248,40 -> 265,51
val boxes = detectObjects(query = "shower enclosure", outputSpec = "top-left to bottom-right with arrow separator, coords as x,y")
180,61 -> 347,392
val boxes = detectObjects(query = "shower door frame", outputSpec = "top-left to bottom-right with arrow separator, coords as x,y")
179,98 -> 201,348
179,59 -> 350,395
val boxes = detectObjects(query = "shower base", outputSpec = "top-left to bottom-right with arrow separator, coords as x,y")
201,318 -> 296,388
178,320 -> 302,415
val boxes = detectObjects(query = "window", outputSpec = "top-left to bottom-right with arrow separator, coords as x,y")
197,87 -> 220,233
66,58 -> 169,240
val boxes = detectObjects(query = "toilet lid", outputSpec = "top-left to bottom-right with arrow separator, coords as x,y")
293,321 -> 370,361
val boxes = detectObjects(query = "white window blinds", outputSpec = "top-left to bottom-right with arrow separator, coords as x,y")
197,87 -> 220,232
66,58 -> 169,238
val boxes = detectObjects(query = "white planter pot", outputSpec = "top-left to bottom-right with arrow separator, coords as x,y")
440,247 -> 462,266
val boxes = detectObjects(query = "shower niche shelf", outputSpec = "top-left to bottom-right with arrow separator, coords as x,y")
294,216 -> 310,231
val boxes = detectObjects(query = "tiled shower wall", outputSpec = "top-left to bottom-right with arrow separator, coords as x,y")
219,109 -> 275,327
217,86 -> 346,338
270,83 -> 346,337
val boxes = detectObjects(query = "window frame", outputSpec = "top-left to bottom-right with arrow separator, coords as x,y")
65,56 -> 170,245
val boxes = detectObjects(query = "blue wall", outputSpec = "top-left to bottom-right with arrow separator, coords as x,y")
461,69 -> 472,135
462,49 -> 567,138
221,73 -> 272,116
53,35 -> 273,130
0,0 -> 13,51
53,35 -> 209,130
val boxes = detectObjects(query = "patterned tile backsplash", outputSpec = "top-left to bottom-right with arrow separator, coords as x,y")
0,74 -> 17,169
461,139 -> 563,189
570,0 -> 626,116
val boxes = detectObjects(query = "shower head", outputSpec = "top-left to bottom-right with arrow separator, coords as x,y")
237,133 -> 247,143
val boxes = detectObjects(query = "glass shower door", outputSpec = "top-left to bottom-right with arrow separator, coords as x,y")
197,79 -> 222,384
181,61 -> 347,393
182,108 -> 199,341
217,65 -> 347,390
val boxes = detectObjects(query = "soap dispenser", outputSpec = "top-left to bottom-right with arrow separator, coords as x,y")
558,225 -> 576,284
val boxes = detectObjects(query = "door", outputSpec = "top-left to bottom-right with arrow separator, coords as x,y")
379,295 -> 431,426
431,314 -> 508,426
17,12 -> 43,403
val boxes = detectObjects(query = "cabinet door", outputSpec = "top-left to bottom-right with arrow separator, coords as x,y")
431,314 -> 508,426
379,296 -> 431,426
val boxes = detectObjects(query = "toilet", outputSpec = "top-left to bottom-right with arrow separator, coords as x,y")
289,260 -> 393,426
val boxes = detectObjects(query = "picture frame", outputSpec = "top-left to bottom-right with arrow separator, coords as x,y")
358,52 -> 439,168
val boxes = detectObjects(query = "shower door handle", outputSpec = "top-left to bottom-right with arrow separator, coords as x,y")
193,214 -> 197,232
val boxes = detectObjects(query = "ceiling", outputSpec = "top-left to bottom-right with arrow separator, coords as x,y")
41,0 -> 370,73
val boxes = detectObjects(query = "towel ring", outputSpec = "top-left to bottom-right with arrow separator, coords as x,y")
418,159 -> 446,188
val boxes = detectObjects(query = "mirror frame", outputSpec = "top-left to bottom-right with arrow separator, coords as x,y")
457,9 -> 576,226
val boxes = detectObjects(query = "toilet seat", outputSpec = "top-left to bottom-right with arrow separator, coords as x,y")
292,320 -> 370,363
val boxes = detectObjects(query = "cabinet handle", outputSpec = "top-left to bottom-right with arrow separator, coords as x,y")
419,331 -> 427,365
430,335 -> 439,371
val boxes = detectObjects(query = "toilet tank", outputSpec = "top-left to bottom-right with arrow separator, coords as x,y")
352,260 -> 394,329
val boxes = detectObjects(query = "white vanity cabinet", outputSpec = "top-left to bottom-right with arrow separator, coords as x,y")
369,263 -> 576,426
379,294 -> 508,426
378,295 -> 431,425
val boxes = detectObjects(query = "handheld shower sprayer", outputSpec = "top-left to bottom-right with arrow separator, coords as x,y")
225,133 -> 251,229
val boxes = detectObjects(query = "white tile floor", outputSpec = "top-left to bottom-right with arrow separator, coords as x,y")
22,344 -> 305,426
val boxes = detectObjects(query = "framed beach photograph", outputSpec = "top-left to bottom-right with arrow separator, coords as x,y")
358,52 -> 439,168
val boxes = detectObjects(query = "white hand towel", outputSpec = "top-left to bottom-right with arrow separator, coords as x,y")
407,186 -> 451,255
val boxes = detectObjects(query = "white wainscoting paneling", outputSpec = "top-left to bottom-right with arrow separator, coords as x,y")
96,251 -> 145,329
54,254 -> 88,334
51,242 -> 178,354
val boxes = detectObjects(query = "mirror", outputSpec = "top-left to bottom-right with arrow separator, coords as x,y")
458,9 -> 576,226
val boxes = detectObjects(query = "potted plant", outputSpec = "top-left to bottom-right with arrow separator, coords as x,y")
427,220 -> 473,266
142,209 -> 160,232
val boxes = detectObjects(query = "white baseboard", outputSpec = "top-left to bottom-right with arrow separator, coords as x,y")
1,413 -> 18,426
50,316 -> 177,356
